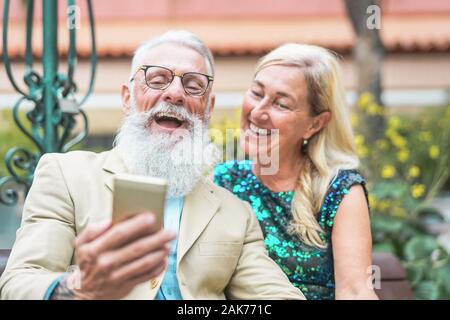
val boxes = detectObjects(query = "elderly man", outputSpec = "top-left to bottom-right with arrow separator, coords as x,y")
0,30 -> 305,300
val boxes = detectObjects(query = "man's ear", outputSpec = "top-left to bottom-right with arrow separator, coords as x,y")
121,84 -> 131,115
206,94 -> 215,120
304,111 -> 331,140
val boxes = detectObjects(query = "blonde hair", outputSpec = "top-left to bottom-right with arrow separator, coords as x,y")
255,44 -> 359,248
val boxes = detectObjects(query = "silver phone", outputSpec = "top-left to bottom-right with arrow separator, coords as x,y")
112,173 -> 167,229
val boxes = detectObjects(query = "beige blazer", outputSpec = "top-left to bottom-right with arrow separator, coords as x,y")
0,149 -> 305,300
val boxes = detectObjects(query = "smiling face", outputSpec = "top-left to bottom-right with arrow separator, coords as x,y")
121,42 -> 214,135
241,64 -> 321,163
115,42 -> 219,197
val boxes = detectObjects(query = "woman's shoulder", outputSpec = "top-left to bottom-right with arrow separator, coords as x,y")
328,168 -> 367,191
213,159 -> 252,188
319,168 -> 369,230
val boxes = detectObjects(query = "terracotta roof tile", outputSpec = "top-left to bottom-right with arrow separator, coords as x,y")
2,14 -> 449,59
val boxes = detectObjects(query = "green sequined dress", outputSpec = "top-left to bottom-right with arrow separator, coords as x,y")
214,160 -> 368,300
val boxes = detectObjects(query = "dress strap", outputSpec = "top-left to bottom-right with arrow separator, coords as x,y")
327,169 -> 341,188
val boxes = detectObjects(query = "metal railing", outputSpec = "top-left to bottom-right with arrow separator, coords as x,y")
0,0 -> 97,205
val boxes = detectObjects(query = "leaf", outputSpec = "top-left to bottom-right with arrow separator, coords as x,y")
406,265 -> 424,286
403,236 -> 439,261
371,216 -> 404,234
414,281 -> 441,300
373,243 -> 397,254
435,266 -> 450,298
371,181 -> 409,199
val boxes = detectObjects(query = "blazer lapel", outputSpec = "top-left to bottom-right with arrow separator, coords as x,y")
102,148 -> 128,192
177,179 -> 220,264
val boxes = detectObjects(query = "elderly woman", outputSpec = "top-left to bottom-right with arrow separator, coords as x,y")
214,44 -> 378,300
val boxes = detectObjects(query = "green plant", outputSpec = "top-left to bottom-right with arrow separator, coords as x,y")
354,93 -> 450,299
0,110 -> 38,177
0,109 -> 101,177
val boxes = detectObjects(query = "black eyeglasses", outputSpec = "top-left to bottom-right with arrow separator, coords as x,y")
130,65 -> 214,97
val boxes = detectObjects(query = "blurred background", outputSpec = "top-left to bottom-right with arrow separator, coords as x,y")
1,0 -> 449,299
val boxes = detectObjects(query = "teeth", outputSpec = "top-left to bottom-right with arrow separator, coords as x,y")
249,122 -> 271,136
155,111 -> 184,122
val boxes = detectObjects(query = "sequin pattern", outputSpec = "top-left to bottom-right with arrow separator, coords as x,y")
214,160 -> 368,300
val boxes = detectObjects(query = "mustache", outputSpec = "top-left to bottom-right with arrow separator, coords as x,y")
132,102 -> 199,128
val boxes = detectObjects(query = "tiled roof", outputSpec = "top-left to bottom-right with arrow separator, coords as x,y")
2,0 -> 449,58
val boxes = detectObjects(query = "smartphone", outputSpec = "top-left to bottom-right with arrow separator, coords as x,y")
112,173 -> 168,229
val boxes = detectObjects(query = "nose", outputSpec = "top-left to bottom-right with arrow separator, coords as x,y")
250,98 -> 270,122
162,76 -> 185,106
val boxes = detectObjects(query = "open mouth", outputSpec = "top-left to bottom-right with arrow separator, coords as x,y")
248,122 -> 272,136
154,111 -> 185,129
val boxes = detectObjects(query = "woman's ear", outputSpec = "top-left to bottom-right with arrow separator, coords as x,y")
304,111 -> 331,140
121,84 -> 131,115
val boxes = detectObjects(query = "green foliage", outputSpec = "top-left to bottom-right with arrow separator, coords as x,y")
0,110 -> 38,177
355,94 -> 450,299
0,109 -> 104,177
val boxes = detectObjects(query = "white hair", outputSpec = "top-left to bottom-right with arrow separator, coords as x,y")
130,30 -> 215,79
114,101 -> 220,198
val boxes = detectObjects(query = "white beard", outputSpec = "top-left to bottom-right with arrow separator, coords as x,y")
114,102 -> 220,198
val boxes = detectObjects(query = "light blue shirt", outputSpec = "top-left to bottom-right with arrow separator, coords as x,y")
155,196 -> 184,300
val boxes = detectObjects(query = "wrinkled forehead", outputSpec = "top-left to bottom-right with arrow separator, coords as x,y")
138,43 -> 208,74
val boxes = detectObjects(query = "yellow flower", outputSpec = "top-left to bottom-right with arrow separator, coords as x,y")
419,131 -> 432,142
429,145 -> 440,159
351,113 -> 359,127
381,165 -> 396,179
357,92 -> 373,110
378,200 -> 390,211
368,194 -> 377,210
385,128 -> 396,139
411,184 -> 426,199
391,135 -> 407,149
367,103 -> 381,116
397,149 -> 410,163
392,207 -> 407,218
408,166 -> 421,178
388,117 -> 401,130
234,128 -> 241,138
376,139 -> 389,150
355,134 -> 365,146
357,145 -> 368,158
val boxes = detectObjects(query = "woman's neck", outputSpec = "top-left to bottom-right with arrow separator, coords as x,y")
252,154 -> 304,192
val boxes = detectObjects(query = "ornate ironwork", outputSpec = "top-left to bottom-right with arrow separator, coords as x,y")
0,0 -> 97,205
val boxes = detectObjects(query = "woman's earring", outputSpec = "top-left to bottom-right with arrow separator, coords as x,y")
301,139 -> 308,154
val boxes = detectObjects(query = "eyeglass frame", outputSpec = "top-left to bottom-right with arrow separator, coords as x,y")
129,65 -> 214,97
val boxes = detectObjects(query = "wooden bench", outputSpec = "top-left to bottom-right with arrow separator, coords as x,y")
0,249 -> 413,299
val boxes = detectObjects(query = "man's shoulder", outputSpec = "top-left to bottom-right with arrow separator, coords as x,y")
42,149 -> 112,169
46,149 -> 110,162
